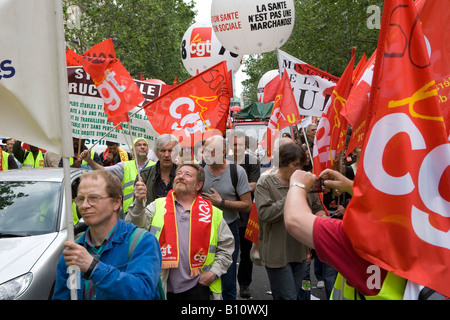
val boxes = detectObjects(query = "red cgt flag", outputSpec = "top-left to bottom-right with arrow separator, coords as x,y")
143,61 -> 231,143
66,48 -> 81,67
266,69 -> 301,157
313,49 -> 355,176
80,38 -> 144,126
415,0 -> 450,137
342,0 -> 450,155
344,0 -> 450,296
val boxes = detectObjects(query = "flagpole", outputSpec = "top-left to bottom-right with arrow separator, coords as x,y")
53,0 -> 79,300
87,106 -> 150,152
62,157 -> 78,300
127,120 -> 146,208
301,126 -> 313,162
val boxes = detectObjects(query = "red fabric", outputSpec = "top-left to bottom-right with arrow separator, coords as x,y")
0,147 -> 3,171
415,0 -> 450,137
159,191 -> 213,276
143,61 -> 230,144
66,48 -> 81,67
80,39 -> 144,126
313,217 -> 387,296
341,53 -> 376,156
244,203 -> 259,245
262,74 -> 281,104
312,51 -> 355,176
266,69 -> 301,156
344,0 -> 450,297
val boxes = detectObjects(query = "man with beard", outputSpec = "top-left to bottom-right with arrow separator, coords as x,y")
80,137 -> 155,215
126,163 -> 233,300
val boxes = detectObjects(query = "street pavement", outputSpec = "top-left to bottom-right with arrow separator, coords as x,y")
236,258 -> 328,301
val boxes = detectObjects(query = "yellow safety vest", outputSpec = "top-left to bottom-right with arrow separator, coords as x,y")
1,151 -> 9,170
72,201 -> 80,225
22,150 -> 44,169
151,197 -> 223,294
69,150 -> 95,166
122,160 -> 155,213
330,271 -> 406,300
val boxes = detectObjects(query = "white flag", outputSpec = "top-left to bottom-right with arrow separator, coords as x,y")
277,49 -> 339,117
0,0 -> 72,157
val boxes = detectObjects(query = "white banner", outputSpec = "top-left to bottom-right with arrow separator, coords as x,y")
67,67 -> 159,150
277,49 -> 339,117
0,0 -> 72,156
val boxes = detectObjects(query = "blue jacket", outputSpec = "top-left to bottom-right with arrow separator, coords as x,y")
53,219 -> 162,300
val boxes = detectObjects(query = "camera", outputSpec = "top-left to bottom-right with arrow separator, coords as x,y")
309,178 -> 325,193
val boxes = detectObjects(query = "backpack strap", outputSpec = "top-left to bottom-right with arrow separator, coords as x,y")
128,227 -> 166,300
128,227 -> 147,259
230,163 -> 238,196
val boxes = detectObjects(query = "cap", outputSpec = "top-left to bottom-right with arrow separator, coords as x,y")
133,137 -> 148,145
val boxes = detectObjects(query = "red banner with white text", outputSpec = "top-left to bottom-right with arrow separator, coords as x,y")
143,61 -> 231,145
344,0 -> 450,296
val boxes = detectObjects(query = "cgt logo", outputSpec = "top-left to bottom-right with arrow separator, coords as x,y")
190,27 -> 212,58
0,60 -> 15,80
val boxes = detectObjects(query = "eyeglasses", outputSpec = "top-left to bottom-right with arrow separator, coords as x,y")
74,195 -> 111,207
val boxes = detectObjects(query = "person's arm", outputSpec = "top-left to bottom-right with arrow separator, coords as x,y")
199,218 -> 234,286
319,168 -> 354,196
7,154 -> 18,169
202,188 -> 253,213
12,140 -> 26,163
285,169 -> 355,249
254,178 -> 285,224
94,232 -> 162,300
79,149 -> 104,170
284,170 -> 319,249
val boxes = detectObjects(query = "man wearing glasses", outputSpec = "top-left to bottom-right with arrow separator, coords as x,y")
52,170 -> 162,300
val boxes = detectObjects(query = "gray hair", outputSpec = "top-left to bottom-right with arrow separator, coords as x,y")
154,134 -> 181,159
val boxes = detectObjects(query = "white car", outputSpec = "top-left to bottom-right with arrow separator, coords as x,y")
0,168 -> 86,300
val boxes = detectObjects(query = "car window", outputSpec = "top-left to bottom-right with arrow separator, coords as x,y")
0,181 -> 61,235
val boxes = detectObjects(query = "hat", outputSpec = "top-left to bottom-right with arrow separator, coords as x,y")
133,137 -> 148,145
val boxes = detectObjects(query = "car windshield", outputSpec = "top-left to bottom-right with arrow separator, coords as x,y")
0,181 -> 61,236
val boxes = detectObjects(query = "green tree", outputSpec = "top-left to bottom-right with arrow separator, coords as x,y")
242,0 -> 383,105
64,0 -> 196,83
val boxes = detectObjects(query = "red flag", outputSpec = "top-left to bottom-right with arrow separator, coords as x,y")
80,39 -> 144,126
344,0 -> 450,296
341,52 -> 376,156
342,0 -> 450,154
313,49 -> 355,176
262,74 -> 281,104
266,69 -> 301,156
415,0 -> 450,137
352,53 -> 367,84
244,203 -> 259,245
143,61 -> 231,143
66,48 -> 81,67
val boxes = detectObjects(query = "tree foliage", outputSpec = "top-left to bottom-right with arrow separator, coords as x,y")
241,0 -> 384,105
63,0 -> 196,83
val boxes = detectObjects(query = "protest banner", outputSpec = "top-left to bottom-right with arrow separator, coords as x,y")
277,49 -> 339,117
67,66 -> 159,150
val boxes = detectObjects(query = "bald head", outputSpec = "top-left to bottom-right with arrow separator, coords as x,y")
203,135 -> 226,165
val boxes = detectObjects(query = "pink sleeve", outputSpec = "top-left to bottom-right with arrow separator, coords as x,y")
313,217 -> 387,296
